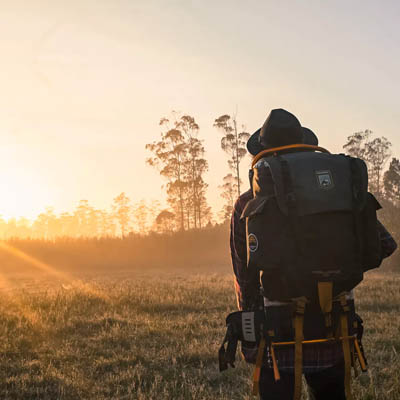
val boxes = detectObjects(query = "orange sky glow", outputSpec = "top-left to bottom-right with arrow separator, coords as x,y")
0,0 -> 399,220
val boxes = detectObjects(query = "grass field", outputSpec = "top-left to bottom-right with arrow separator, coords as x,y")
0,270 -> 399,399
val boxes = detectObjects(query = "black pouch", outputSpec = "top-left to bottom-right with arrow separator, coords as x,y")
219,310 -> 266,371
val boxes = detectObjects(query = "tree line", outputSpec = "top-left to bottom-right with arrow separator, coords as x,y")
343,130 -> 400,255
146,111 -> 250,228
1,114 -> 399,241
0,195 -> 162,239
343,129 -> 400,207
147,113 -> 400,232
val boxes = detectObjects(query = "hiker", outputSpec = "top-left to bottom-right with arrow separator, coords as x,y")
229,109 -> 397,400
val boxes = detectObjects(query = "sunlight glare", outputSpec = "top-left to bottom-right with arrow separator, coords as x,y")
0,165 -> 53,220
0,241 -> 109,300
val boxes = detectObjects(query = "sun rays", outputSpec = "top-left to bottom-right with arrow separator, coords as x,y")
0,241 -> 109,304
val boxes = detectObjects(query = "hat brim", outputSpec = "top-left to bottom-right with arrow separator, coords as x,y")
246,128 -> 263,156
302,127 -> 318,146
246,127 -> 319,156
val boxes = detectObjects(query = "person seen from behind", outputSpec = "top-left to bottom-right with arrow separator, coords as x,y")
230,109 -> 397,400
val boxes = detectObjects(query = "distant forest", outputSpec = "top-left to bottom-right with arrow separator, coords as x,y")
1,112 -> 251,239
1,113 -> 399,271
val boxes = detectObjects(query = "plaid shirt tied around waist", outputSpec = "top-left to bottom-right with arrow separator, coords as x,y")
242,340 -> 345,374
230,189 -> 398,372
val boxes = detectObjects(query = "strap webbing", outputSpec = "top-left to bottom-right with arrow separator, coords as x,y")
340,295 -> 353,400
318,281 -> 333,338
270,344 -> 281,381
252,337 -> 266,396
293,298 -> 306,400
354,336 -> 368,372
268,329 -> 281,381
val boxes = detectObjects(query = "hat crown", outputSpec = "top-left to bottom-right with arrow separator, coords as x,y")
246,109 -> 319,156
259,108 -> 303,149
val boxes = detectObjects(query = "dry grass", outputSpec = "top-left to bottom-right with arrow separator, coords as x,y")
0,271 -> 399,399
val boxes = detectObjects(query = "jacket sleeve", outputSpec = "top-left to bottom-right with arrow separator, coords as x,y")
230,192 -> 261,310
378,220 -> 397,259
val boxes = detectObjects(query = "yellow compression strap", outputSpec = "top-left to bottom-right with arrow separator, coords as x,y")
340,295 -> 353,400
352,346 -> 358,378
272,336 -> 354,346
252,144 -> 330,167
293,298 -> 306,400
354,338 -> 367,372
270,344 -> 281,381
268,329 -> 281,382
252,337 -> 266,396
318,282 -> 333,338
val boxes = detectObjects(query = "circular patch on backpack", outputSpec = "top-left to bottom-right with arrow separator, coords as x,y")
248,233 -> 258,252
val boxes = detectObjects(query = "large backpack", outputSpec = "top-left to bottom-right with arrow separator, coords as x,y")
242,144 -> 382,301
220,144 -> 381,400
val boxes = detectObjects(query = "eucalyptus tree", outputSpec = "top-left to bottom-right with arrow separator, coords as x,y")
112,192 -> 132,237
343,130 -> 392,197
384,158 -> 400,206
146,113 -> 210,230
214,114 -> 249,197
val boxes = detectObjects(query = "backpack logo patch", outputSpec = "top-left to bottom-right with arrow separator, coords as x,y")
316,170 -> 334,190
248,233 -> 259,252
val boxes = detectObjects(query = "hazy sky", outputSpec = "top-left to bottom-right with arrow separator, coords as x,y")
1,0 -> 399,219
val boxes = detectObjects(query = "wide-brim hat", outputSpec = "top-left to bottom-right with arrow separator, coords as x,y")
246,109 -> 319,156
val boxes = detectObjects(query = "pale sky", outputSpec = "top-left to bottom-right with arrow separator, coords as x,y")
0,0 -> 399,219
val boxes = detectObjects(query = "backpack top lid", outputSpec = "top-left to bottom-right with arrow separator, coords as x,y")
252,151 -> 368,217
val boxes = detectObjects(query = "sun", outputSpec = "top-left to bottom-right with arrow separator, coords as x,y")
0,167 -> 53,221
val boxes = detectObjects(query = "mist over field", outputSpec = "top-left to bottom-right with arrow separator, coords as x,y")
0,233 -> 399,399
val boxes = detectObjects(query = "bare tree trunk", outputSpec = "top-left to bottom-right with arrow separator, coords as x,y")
177,163 -> 185,231
233,117 -> 241,197
192,158 -> 197,229
198,206 -> 202,229
378,167 -> 382,198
